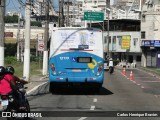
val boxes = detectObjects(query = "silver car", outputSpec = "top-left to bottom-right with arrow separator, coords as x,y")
104,60 -> 109,70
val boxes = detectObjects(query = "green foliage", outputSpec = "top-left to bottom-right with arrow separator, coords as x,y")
5,43 -> 17,56
5,56 -> 17,64
5,15 -> 18,23
30,55 -> 40,62
31,21 -> 42,27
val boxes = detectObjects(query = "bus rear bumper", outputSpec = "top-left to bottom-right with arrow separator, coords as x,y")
49,76 -> 103,84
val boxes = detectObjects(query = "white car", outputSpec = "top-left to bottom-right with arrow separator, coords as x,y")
104,60 -> 109,70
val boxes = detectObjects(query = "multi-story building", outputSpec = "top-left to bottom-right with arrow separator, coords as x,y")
31,0 -> 58,26
111,0 -> 141,20
141,0 -> 160,68
32,0 -> 57,16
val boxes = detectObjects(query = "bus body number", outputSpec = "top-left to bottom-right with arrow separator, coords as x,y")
60,57 -> 69,60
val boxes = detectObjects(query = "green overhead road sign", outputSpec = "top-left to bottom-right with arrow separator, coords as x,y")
84,12 -> 104,21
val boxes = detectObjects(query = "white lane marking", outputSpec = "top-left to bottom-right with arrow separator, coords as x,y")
93,98 -> 97,103
90,105 -> 95,110
132,81 -> 136,84
141,86 -> 145,88
154,95 -> 160,98
143,81 -> 160,83
78,117 -> 87,120
137,84 -> 141,86
155,95 -> 158,98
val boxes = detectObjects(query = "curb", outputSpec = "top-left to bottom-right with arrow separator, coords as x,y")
26,75 -> 48,94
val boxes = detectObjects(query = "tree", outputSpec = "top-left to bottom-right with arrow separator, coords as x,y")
4,15 -> 18,23
31,21 -> 42,27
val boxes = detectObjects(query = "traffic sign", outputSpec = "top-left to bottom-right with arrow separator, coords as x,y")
84,12 -> 104,21
38,39 -> 44,51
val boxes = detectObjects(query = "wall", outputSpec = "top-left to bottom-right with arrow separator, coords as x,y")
103,31 -> 141,53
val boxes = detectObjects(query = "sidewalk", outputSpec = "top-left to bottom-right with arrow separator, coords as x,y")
25,75 -> 48,94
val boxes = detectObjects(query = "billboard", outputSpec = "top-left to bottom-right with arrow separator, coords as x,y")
121,35 -> 130,49
5,32 -> 13,37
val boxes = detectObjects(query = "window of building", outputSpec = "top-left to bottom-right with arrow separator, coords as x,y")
136,56 -> 141,61
133,38 -> 138,46
117,36 -> 122,46
109,36 -> 111,43
141,31 -> 145,39
104,36 -> 107,43
113,36 -> 116,43
142,14 -> 145,22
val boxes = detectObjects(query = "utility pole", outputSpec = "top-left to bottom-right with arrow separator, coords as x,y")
17,7 -> 21,61
107,12 -> 110,58
42,0 -> 49,75
21,32 -> 24,62
58,0 -> 60,27
23,0 -> 31,81
0,0 -> 5,66
60,0 -> 64,27
66,0 -> 69,27
106,1 -> 111,58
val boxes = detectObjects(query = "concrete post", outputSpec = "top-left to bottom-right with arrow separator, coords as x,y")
0,0 -> 5,66
23,0 -> 31,81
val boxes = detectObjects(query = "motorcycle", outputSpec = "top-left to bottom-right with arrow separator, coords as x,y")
109,66 -> 114,74
1,82 -> 30,120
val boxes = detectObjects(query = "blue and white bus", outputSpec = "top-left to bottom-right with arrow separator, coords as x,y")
49,27 -> 104,91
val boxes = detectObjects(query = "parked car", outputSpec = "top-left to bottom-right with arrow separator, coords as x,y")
104,60 -> 109,70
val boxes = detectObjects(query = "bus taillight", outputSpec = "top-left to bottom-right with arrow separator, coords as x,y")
96,63 -> 103,76
51,64 -> 55,71
52,67 -> 55,71
98,64 -> 103,71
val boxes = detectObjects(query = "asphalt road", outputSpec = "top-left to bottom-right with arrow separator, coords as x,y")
2,68 -> 160,120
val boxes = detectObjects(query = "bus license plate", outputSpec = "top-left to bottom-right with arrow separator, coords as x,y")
1,100 -> 9,106
72,69 -> 81,72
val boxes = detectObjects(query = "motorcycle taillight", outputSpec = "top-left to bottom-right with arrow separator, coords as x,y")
1,95 -> 8,100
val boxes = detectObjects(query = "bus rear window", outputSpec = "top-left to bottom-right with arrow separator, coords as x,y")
77,57 -> 92,63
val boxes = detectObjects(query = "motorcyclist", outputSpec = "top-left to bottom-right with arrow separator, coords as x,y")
0,66 -> 16,95
5,66 -> 28,109
5,66 -> 28,85
109,58 -> 114,74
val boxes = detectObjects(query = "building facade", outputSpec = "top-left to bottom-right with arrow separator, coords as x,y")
141,0 -> 160,68
103,31 -> 141,66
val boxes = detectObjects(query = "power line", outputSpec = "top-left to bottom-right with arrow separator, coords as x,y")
5,0 -> 11,7
11,0 -> 19,11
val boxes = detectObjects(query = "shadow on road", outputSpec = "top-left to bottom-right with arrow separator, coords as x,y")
51,87 -> 113,95
26,82 -> 113,98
